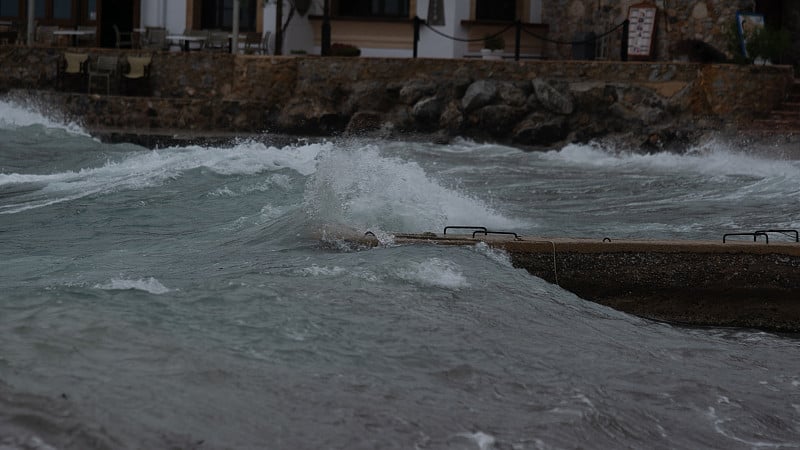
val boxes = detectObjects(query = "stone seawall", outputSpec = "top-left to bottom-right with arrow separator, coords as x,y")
0,48 -> 794,148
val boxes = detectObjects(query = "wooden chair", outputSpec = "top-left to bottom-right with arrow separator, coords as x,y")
87,55 -> 120,94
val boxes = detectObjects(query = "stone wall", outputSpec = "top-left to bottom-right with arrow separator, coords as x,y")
0,48 -> 794,149
541,0 -> 800,65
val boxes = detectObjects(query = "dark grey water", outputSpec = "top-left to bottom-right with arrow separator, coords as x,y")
1,99 -> 800,449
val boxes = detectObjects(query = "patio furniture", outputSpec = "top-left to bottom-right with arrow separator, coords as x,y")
142,27 -> 169,51
87,55 -> 120,94
36,25 -> 59,46
243,32 -> 262,54
77,26 -> 96,47
53,28 -> 95,47
114,24 -> 133,48
57,52 -> 88,91
205,30 -> 228,52
121,54 -> 152,96
260,31 -> 272,55
0,20 -> 17,46
167,31 -> 207,52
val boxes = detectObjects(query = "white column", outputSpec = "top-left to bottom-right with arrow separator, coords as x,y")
232,0 -> 240,53
27,0 -> 35,46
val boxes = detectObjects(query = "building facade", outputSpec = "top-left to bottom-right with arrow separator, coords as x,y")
1,0 -> 797,66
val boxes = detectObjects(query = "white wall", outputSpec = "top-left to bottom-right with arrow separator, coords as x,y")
263,0 -> 315,54
530,0 -> 542,23
417,0 -> 471,58
139,0 -> 165,28
165,0 -> 187,34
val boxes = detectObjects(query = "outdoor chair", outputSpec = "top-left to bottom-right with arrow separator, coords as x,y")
0,20 -> 17,46
77,26 -> 96,47
121,54 -> 152,96
143,27 -> 168,51
260,31 -> 272,55
243,32 -> 262,54
57,52 -> 88,91
114,24 -> 133,48
205,30 -> 228,52
87,55 -> 120,94
185,29 -> 209,51
36,25 -> 59,46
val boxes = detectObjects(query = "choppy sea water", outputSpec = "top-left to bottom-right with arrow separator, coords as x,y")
1,98 -> 800,450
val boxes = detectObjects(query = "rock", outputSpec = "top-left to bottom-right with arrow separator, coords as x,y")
513,114 -> 568,147
346,111 -> 383,134
461,80 -> 497,112
497,82 -> 528,107
532,79 -> 574,115
412,96 -> 443,124
439,100 -> 464,134
470,104 -> 527,136
278,98 -> 346,135
399,79 -> 438,105
343,81 -> 393,114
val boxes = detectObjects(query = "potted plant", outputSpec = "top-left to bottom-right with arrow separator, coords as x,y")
481,34 -> 505,60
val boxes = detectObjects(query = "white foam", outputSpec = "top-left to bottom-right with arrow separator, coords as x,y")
470,242 -> 513,267
95,277 -> 171,294
0,141 -> 328,214
0,98 -> 88,136
395,258 -> 469,289
304,144 -> 526,233
297,265 -> 347,277
540,141 -> 800,179
455,432 -> 496,450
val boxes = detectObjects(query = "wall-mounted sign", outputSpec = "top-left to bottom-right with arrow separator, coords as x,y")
627,2 -> 658,60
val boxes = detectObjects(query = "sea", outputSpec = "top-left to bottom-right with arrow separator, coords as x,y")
1,97 -> 799,450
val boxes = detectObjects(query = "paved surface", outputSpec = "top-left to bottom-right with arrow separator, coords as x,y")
349,231 -> 800,332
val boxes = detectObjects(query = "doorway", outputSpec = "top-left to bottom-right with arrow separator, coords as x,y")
99,0 -> 137,47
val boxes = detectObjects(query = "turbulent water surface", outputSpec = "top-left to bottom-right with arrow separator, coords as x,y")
1,98 -> 800,449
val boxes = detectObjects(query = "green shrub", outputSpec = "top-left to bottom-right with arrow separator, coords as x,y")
726,18 -> 790,64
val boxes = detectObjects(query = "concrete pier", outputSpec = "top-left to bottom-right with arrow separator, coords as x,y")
351,231 -> 800,332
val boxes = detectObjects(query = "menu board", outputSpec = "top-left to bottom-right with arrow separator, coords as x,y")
627,3 -> 658,60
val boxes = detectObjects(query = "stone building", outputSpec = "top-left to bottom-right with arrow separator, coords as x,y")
541,0 -> 799,65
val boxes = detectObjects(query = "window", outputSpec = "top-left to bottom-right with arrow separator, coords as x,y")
1,0 -> 79,21
0,0 -> 19,17
476,0 -> 516,21
201,0 -> 256,31
336,0 -> 409,18
53,0 -> 71,19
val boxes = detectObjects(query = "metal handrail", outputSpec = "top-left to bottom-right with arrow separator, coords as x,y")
723,232 -> 769,244
754,229 -> 799,243
443,226 -> 487,235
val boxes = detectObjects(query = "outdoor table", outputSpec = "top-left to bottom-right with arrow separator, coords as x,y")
52,29 -> 95,47
167,34 -> 206,52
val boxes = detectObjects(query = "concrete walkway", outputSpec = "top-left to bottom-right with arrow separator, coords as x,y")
345,230 -> 800,332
